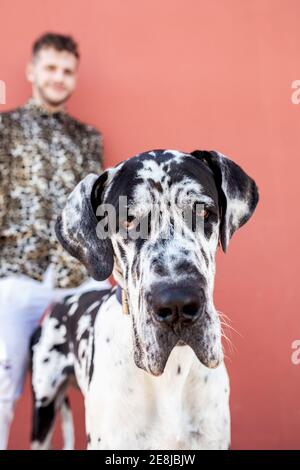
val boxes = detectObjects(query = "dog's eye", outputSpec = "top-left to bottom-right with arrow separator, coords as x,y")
196,208 -> 210,219
193,204 -> 210,219
121,215 -> 137,231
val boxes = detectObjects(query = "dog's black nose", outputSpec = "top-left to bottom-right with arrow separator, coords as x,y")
152,287 -> 204,326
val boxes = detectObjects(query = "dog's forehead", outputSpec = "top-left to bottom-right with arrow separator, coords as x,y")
106,150 -> 218,205
130,149 -> 210,178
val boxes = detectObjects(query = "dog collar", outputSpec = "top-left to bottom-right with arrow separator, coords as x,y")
116,285 -> 130,315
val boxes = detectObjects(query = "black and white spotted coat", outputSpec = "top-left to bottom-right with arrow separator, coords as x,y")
31,149 -> 259,450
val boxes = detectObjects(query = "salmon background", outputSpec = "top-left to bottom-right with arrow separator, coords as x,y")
0,0 -> 299,450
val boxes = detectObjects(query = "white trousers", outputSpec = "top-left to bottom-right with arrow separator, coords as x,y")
0,265 -> 110,449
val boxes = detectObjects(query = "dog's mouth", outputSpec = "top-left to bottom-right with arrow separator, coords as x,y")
179,324 -> 223,370
132,313 -> 223,376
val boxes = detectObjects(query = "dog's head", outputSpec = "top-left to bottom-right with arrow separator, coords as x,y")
55,150 -> 259,376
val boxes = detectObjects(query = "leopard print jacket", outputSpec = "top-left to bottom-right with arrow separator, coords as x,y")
0,98 -> 103,288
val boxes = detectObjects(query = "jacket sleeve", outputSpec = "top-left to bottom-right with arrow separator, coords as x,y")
0,114 -> 11,235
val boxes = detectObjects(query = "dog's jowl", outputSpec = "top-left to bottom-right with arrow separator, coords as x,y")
31,149 -> 259,450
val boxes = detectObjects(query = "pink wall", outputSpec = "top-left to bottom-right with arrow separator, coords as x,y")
1,0 -> 299,449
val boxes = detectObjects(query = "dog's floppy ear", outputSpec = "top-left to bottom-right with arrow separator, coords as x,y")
55,172 -> 114,281
190,150 -> 259,252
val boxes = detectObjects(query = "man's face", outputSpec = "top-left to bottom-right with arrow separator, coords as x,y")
27,47 -> 78,107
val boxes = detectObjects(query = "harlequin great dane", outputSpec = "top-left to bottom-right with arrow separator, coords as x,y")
31,149 -> 259,450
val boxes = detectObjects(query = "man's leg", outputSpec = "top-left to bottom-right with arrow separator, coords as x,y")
0,277 -> 33,449
0,275 -> 61,449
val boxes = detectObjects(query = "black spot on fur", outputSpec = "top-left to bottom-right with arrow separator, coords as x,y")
31,401 -> 55,443
175,260 -> 199,277
131,254 -> 141,280
177,365 -> 181,375
62,365 -> 74,376
88,335 -> 95,385
116,242 -> 127,262
148,179 -> 163,193
153,262 -> 168,277
201,248 -> 209,268
49,343 -> 68,356
30,326 -> 42,349
135,238 -> 146,254
124,264 -> 129,280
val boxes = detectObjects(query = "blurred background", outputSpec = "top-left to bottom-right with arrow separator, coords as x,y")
0,0 -> 299,449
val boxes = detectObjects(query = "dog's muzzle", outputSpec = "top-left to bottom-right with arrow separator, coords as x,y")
137,281 -> 223,375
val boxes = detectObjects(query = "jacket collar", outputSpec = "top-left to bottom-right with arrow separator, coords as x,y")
24,98 -> 67,121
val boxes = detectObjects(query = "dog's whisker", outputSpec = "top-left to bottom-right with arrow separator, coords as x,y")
222,351 -> 233,365
221,332 -> 237,353
218,312 -> 243,339
221,329 -> 236,355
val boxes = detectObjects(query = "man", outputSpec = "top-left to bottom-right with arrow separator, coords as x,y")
0,33 -> 108,449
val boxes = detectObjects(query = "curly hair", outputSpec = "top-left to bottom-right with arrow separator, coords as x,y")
32,32 -> 79,59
